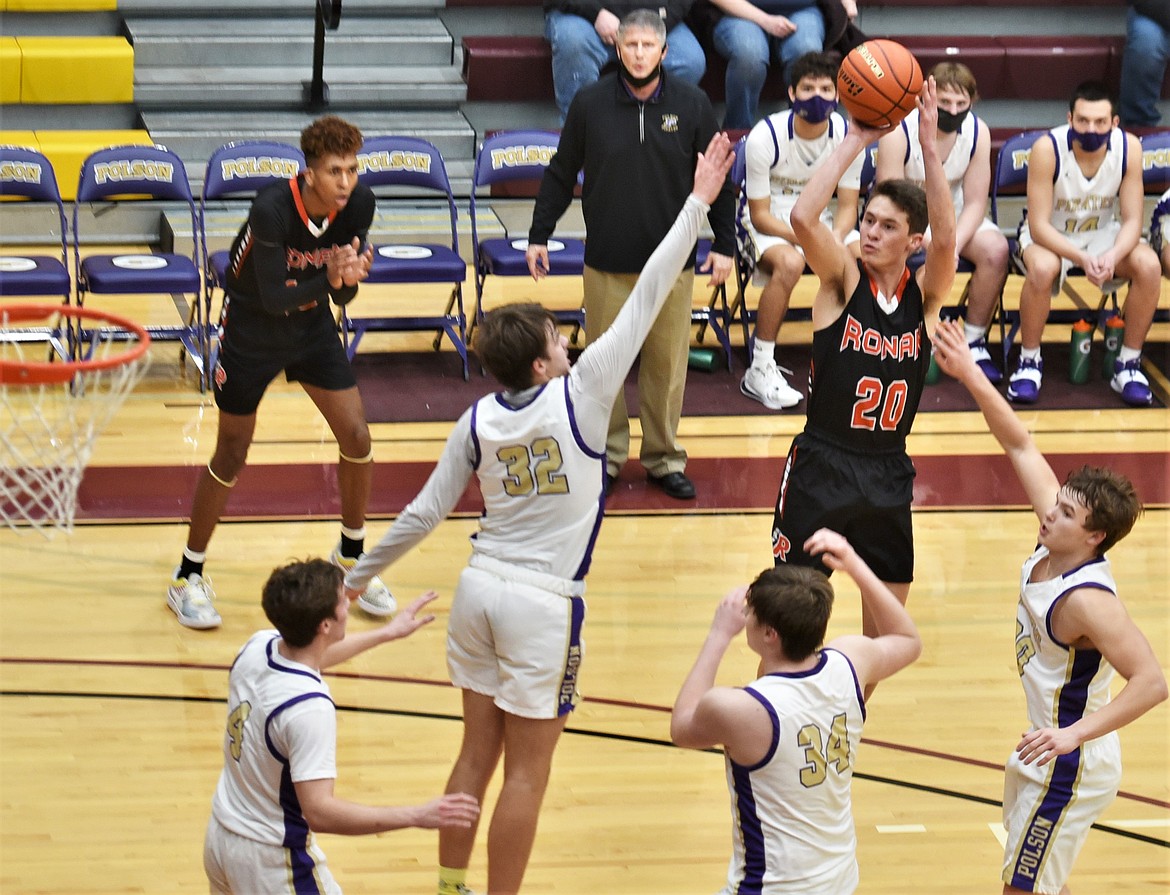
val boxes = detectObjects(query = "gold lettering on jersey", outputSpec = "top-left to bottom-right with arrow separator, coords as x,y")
1015,618 -> 1036,677
840,314 -> 922,361
226,701 -> 252,762
0,161 -> 43,184
1054,195 -> 1115,214
497,438 -> 568,497
1011,148 -> 1031,171
356,150 -> 432,175
559,643 -> 582,709
219,156 -> 300,180
93,159 -> 175,184
1013,814 -> 1055,880
490,144 -> 555,169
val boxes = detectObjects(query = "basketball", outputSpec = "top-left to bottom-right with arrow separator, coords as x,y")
837,40 -> 923,129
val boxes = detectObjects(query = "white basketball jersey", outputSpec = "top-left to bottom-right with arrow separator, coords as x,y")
744,110 -> 862,228
468,378 -> 605,580
722,649 -> 865,894
210,631 -> 337,846
1044,125 -> 1127,237
899,108 -> 981,214
1014,547 -> 1118,735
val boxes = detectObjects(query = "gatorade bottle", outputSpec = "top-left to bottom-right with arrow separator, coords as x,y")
1101,315 -> 1125,379
1068,318 -> 1092,384
925,349 -> 941,385
687,347 -> 718,372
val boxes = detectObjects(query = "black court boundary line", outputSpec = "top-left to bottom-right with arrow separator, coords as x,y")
4,655 -> 1169,811
2,688 -> 1167,849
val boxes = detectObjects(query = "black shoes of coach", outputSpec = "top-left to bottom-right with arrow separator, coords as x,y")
647,471 -> 696,500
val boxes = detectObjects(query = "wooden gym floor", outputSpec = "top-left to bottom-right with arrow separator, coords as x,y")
1,271 -> 1167,894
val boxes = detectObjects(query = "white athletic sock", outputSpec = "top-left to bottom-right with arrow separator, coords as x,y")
1020,346 -> 1041,362
964,322 -> 988,343
1117,345 -> 1140,364
752,337 -> 775,369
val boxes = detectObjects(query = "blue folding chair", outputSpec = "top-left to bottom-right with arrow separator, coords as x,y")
0,145 -> 72,358
691,237 -> 734,370
200,140 -> 304,363
469,130 -> 586,345
343,135 -> 469,379
74,144 -> 207,388
1140,130 -> 1170,323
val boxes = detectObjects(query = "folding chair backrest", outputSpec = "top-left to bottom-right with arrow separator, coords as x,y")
358,136 -> 458,251
202,140 -> 303,201
991,130 -> 1047,224
1140,130 -> 1170,196
0,144 -> 66,205
859,141 -> 879,197
76,144 -> 194,203
358,135 -> 453,194
0,144 -> 68,257
473,130 -> 561,188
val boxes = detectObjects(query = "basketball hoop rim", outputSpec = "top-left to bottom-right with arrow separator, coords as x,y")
0,303 -> 152,385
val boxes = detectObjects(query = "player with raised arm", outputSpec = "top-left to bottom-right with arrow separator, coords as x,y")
344,134 -> 734,895
771,78 -> 955,659
932,318 -> 1167,895
671,529 -> 922,894
203,559 -> 479,894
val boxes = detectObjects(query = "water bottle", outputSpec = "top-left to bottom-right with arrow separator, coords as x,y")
925,349 -> 940,385
1068,318 -> 1092,384
1101,315 -> 1125,379
687,347 -> 718,372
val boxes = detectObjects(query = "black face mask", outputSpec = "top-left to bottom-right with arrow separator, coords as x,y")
937,108 -> 969,134
618,53 -> 662,89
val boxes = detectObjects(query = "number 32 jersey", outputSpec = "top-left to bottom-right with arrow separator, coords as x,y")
722,649 -> 866,895
806,262 -> 930,450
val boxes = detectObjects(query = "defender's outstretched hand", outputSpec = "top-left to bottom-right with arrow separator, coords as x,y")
693,132 -> 733,206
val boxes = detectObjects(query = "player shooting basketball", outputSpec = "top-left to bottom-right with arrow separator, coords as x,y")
769,76 -> 955,692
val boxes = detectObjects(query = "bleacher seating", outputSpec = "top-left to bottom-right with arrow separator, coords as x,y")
15,36 -> 133,104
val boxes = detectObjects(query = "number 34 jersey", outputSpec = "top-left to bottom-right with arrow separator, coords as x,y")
806,261 -> 930,450
723,649 -> 867,895
469,378 -> 605,581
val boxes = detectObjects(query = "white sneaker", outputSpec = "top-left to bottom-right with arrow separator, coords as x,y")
167,569 -> 222,630
741,360 -> 803,409
331,544 -> 397,617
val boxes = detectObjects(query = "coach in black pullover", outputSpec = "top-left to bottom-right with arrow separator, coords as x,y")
527,11 -> 734,500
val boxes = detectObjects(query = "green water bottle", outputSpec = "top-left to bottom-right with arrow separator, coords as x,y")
687,347 -> 718,372
925,349 -> 940,385
1101,315 -> 1125,379
1068,318 -> 1092,384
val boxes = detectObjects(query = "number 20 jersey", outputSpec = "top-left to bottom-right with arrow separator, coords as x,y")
468,378 -> 605,581
805,262 -> 930,450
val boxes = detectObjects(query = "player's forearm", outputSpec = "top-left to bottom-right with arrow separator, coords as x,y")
1065,670 -> 1169,747
319,625 -> 397,669
922,154 -> 956,259
305,796 -> 429,836
671,631 -> 734,748
792,136 -> 864,237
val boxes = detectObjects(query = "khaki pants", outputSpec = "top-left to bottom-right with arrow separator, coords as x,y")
583,265 -> 693,478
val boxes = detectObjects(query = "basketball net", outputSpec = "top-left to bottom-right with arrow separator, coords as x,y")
1,304 -> 150,536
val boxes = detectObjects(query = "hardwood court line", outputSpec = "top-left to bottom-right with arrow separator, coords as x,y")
4,688 -> 1165,850
3,657 -> 1165,814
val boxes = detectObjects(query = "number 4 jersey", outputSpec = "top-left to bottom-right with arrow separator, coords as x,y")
721,648 -> 866,895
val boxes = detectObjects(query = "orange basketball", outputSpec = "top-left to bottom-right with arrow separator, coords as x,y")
837,39 -> 924,129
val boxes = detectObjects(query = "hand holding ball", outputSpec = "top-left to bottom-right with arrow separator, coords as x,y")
837,40 -> 923,129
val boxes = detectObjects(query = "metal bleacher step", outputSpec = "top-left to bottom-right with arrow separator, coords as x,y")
134,63 -> 467,109
141,109 -> 478,194
124,16 -> 455,68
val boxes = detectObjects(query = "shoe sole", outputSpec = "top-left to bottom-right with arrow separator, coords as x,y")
1111,382 -> 1153,406
647,478 -> 696,500
739,379 -> 801,411
357,595 -> 397,617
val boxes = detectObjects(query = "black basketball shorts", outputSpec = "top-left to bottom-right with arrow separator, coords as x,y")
213,313 -> 356,416
770,431 -> 917,583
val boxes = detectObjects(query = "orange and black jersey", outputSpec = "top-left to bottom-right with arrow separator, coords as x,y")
805,261 -> 931,451
225,175 -> 375,318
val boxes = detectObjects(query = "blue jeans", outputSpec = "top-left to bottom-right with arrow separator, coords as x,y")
545,11 -> 707,120
712,7 -> 826,131
1119,8 -> 1169,127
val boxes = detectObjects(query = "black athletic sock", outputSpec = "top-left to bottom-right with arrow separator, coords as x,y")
178,556 -> 205,579
340,533 -> 364,559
